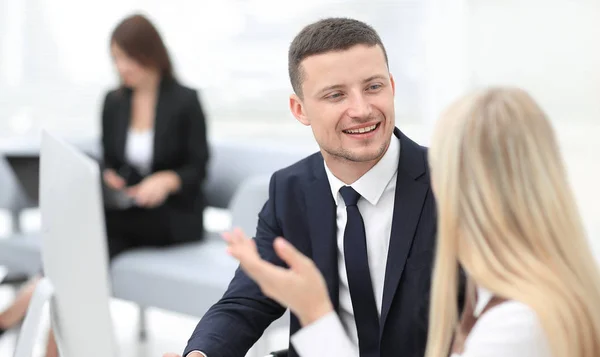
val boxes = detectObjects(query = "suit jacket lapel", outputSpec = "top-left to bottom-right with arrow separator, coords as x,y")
380,129 -> 429,331
115,89 -> 131,164
151,81 -> 170,170
305,154 -> 340,311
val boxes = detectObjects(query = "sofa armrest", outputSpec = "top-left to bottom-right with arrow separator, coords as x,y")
228,175 -> 271,236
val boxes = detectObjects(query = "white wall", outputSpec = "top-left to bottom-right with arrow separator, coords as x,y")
0,0 -> 428,139
0,0 -> 597,253
467,0 -> 600,255
469,0 -> 600,123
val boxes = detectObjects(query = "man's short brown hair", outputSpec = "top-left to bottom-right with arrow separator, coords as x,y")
288,17 -> 389,97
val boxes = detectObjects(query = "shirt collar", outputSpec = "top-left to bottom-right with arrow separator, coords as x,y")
474,286 -> 494,317
324,135 -> 400,206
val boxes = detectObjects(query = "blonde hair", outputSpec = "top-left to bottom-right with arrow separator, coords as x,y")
425,87 -> 600,357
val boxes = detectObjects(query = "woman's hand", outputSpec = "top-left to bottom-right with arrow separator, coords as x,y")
103,169 -> 126,190
223,228 -> 334,326
126,171 -> 180,208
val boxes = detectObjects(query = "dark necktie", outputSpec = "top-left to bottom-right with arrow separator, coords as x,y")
340,186 -> 380,357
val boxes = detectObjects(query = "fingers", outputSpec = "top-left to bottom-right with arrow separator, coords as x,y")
273,237 -> 312,272
130,187 -> 148,207
113,176 -> 125,189
223,230 -> 310,276
223,229 -> 289,286
127,184 -> 165,208
223,229 -> 260,266
126,185 -> 139,197
103,169 -> 116,182
144,190 -> 163,207
103,169 -> 125,189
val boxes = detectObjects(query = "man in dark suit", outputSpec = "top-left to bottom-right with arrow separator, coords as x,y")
168,17 -> 437,357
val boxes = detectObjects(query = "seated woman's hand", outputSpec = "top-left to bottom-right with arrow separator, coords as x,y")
126,171 -> 180,208
103,169 -> 126,190
223,228 -> 334,326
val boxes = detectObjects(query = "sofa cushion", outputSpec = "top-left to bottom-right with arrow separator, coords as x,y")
0,233 -> 42,275
110,238 -> 237,318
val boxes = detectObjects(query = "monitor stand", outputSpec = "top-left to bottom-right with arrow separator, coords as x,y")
13,277 -> 64,357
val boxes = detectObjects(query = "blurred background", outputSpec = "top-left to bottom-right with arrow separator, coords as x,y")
1,0 -> 596,242
0,0 -> 598,355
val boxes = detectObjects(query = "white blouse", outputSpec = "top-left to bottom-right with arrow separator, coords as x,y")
291,287 -> 552,357
125,129 -> 154,176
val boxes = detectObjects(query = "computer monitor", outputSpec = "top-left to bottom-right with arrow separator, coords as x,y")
14,131 -> 117,357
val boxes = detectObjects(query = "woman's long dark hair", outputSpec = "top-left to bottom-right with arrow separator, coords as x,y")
111,14 -> 174,81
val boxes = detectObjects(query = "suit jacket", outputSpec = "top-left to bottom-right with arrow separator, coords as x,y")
101,78 -> 209,243
184,128 -> 437,357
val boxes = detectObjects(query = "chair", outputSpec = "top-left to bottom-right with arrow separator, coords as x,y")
0,154 -> 39,284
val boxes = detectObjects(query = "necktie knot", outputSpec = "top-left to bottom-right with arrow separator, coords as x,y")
340,186 -> 361,206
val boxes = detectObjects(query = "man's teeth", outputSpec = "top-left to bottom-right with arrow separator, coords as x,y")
345,124 -> 377,134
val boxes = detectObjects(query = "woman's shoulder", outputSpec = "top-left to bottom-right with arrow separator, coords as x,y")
164,79 -> 198,98
103,87 -> 128,105
465,299 -> 552,356
160,80 -> 203,112
479,299 -> 541,327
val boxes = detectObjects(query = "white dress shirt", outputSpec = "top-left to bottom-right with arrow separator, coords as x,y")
189,138 -> 400,357
323,136 -> 400,345
291,286 -> 553,357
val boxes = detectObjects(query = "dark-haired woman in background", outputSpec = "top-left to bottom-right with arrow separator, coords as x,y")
0,14 -> 209,357
102,13 -> 209,259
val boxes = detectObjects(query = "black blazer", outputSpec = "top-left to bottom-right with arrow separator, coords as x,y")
184,129 -> 439,357
101,79 -> 209,243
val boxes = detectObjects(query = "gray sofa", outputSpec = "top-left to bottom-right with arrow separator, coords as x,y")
0,155 -> 41,278
0,139 -> 312,355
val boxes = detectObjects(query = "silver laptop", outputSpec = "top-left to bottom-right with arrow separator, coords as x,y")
14,131 -> 117,357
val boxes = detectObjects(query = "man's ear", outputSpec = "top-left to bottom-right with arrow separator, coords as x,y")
289,94 -> 310,126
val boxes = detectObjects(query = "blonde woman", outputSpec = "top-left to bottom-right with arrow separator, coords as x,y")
224,87 -> 600,357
